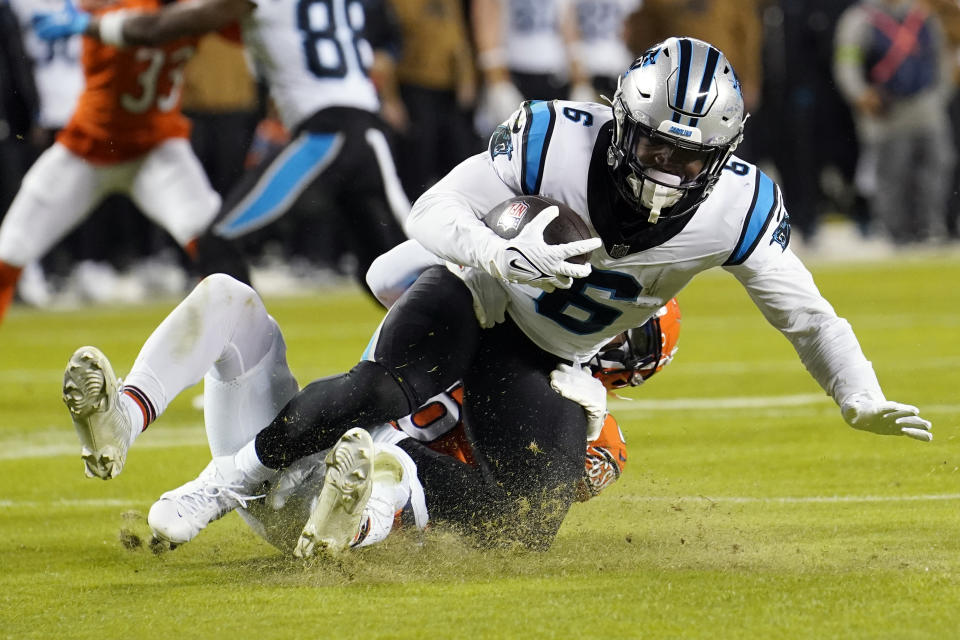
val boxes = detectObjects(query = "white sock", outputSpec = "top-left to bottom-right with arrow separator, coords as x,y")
233,439 -> 277,485
368,422 -> 409,446
118,393 -> 145,446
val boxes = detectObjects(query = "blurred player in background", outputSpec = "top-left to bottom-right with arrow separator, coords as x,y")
59,267 -> 676,555
35,0 -> 411,294
8,0 -> 83,149
0,0 -> 222,326
387,0 -> 480,199
834,0 -> 955,245
472,0 -> 595,136
0,0 -> 40,216
569,0 -> 641,99
2,0 -> 82,306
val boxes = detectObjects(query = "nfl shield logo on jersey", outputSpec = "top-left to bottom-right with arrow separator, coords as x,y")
497,201 -> 529,233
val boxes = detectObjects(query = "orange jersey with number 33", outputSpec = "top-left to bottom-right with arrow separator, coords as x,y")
57,0 -> 198,164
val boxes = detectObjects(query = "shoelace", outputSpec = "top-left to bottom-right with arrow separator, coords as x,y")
175,480 -> 263,516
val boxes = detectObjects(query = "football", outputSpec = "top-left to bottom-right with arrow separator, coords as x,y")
481,195 -> 594,264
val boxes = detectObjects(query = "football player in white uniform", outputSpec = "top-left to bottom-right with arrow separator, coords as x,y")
34,0 -> 410,293
570,0 -> 640,98
473,0 -> 595,134
61,262 -> 669,555
66,37 -> 934,552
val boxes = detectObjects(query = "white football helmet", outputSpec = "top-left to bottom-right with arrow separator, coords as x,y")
608,37 -> 746,223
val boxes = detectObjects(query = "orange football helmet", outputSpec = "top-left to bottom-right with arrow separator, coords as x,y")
589,297 -> 681,390
576,413 -> 627,501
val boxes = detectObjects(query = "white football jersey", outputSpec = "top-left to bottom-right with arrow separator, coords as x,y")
8,0 -> 82,129
572,0 -> 639,78
244,0 -> 379,131
502,0 -> 571,76
408,99 -> 882,404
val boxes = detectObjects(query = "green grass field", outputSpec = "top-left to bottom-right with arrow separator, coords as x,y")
1,253 -> 958,639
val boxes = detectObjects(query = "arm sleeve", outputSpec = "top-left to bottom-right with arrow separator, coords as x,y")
362,0 -> 403,58
404,153 -> 517,268
724,217 -> 884,407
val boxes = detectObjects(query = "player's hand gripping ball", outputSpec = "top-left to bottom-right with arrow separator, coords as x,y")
481,195 -> 599,291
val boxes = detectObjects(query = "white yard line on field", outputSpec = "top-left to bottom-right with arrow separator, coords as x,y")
607,393 -> 832,411
3,493 -> 960,510
6,393 -> 959,461
0,425 -> 208,460
618,494 -> 960,505
8,354 -> 960,383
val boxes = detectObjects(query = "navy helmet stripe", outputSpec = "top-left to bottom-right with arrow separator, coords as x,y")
521,101 -> 557,195
692,46 -> 720,115
674,38 -> 693,111
725,170 -> 779,265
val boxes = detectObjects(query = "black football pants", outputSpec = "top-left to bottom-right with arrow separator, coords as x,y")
254,266 -> 588,548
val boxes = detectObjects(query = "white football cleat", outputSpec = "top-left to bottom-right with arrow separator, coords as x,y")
294,428 -> 375,558
148,458 -> 261,546
62,346 -> 133,480
350,443 -> 421,549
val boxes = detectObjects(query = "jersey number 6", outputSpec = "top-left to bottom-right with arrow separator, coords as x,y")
535,269 -> 643,334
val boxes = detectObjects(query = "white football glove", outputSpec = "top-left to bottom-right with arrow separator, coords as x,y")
550,362 -> 607,441
481,80 -> 525,127
485,206 -> 601,290
449,264 -> 508,328
841,394 -> 933,442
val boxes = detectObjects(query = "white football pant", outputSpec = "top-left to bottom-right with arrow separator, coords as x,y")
0,139 -> 219,266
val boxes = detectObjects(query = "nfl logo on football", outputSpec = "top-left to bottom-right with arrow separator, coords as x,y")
497,201 -> 529,232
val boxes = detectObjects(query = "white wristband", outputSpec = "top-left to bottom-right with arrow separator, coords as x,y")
98,10 -> 130,47
477,47 -> 507,71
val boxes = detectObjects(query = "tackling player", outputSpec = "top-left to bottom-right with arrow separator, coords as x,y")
34,0 -> 411,294
0,0 -> 223,326
60,271 -> 677,555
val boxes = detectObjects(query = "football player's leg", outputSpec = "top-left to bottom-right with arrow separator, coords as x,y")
0,143 -> 102,323
365,239 -> 444,309
871,133 -> 915,242
241,436 -> 424,555
213,130 -> 344,240
459,321 -> 587,548
326,123 -> 409,295
123,273 -> 288,444
143,275 -> 302,544
913,128 -> 954,241
360,125 -> 411,229
340,189 -> 410,297
129,138 -> 222,259
251,266 -> 480,469
197,130 -> 346,283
